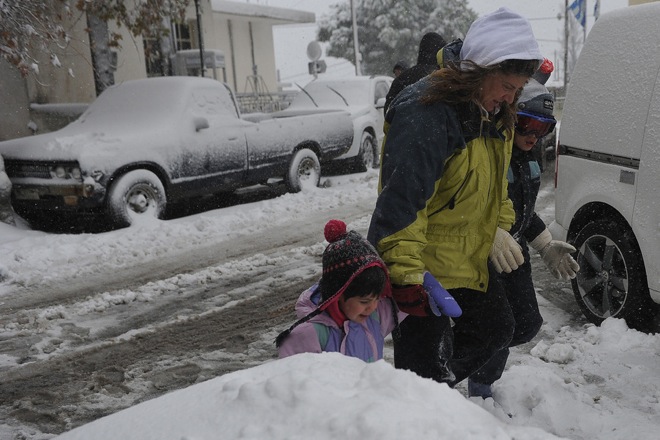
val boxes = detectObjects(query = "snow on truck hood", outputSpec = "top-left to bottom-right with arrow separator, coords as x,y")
0,77 -> 218,166
0,119 -> 180,170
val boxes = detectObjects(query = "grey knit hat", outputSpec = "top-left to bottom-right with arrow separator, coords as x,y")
517,78 -> 554,118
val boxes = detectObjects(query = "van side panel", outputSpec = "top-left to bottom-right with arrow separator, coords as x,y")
560,3 -> 660,159
555,156 -> 636,234
634,75 -> 660,300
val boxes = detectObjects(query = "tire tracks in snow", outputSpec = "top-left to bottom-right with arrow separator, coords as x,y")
0,204 -> 373,437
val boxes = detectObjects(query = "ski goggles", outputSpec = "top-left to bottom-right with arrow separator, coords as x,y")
515,111 -> 557,138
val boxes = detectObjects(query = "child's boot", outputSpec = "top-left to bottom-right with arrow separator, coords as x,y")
467,378 -> 492,399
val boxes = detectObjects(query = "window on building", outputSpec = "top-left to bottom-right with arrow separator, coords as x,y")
144,21 -> 195,77
172,22 -> 193,51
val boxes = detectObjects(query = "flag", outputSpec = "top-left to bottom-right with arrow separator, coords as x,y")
569,0 -> 586,28
594,0 -> 601,21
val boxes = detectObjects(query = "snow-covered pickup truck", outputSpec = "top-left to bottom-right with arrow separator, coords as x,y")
0,77 -> 353,228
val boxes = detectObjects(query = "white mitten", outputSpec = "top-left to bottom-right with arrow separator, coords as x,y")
489,227 -> 525,273
529,228 -> 580,280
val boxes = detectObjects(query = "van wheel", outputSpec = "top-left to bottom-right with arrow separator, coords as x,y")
285,148 -> 321,193
107,170 -> 166,228
572,219 -> 654,331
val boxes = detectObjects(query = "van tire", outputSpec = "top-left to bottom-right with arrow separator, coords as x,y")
572,219 -> 655,331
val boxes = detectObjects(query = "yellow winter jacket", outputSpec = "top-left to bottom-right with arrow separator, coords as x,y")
367,77 -> 515,292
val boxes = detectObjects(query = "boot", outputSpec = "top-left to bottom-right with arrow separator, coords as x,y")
467,378 -> 492,399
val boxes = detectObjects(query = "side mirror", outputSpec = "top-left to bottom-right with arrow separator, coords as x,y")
193,117 -> 210,132
375,97 -> 386,109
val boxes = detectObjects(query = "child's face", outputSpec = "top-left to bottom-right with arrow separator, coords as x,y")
339,294 -> 379,324
513,131 -> 538,152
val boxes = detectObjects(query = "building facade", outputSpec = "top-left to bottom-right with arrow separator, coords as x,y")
0,0 -> 313,141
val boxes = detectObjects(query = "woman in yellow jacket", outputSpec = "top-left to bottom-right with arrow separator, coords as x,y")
367,8 -> 543,387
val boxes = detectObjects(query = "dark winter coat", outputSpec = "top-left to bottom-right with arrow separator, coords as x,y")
368,75 -> 516,291
506,146 -> 546,249
384,32 -> 447,113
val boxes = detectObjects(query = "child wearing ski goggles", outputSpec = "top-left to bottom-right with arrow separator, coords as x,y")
515,110 -> 556,138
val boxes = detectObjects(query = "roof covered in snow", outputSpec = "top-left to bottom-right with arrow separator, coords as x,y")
211,0 -> 315,24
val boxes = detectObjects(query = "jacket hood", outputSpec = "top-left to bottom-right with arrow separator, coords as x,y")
393,59 -> 410,71
460,7 -> 543,68
294,284 -> 338,327
437,39 -> 462,68
295,284 -> 322,318
417,32 -> 447,66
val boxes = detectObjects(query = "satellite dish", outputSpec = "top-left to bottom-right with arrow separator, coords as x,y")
306,41 -> 322,61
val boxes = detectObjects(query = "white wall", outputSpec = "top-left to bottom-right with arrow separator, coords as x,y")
0,0 -> 304,140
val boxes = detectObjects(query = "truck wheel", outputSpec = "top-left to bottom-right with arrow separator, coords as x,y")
107,170 -> 166,227
572,219 -> 654,331
285,148 -> 321,193
353,132 -> 376,173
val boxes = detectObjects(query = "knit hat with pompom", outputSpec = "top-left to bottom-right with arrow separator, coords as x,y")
319,219 -> 388,301
533,58 -> 554,85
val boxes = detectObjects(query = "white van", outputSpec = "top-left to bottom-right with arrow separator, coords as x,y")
551,2 -> 660,331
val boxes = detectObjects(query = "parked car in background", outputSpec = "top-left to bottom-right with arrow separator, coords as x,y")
550,3 -> 660,331
0,77 -> 353,229
277,75 -> 392,172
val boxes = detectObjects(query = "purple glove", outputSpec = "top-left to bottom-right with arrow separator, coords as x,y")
423,272 -> 462,318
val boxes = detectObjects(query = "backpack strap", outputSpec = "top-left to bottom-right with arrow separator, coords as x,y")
312,323 -> 331,350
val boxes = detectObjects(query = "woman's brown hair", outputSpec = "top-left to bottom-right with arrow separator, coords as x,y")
421,59 -> 539,132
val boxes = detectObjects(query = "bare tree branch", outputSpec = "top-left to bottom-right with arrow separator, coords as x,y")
0,0 -> 190,77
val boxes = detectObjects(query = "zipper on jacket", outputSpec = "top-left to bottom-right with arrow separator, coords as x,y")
428,169 -> 472,217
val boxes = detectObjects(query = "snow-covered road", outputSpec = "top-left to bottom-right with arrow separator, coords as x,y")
1,169 -> 658,440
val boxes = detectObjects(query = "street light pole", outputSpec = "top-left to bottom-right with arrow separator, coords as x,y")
350,0 -> 361,75
564,0 -> 568,89
194,0 -> 205,76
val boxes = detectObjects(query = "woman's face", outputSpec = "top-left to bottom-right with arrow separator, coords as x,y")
479,73 -> 529,113
514,131 -> 538,152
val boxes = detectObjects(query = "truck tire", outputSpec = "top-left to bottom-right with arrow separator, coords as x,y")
353,132 -> 376,173
285,148 -> 321,193
107,170 -> 166,228
572,219 -> 655,331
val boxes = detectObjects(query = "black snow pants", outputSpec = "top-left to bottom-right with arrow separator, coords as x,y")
393,263 -> 515,387
470,257 -> 543,385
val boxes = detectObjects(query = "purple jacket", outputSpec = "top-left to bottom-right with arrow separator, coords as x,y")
278,284 -> 404,362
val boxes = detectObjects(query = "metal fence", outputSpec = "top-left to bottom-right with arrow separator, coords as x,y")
235,91 -> 299,114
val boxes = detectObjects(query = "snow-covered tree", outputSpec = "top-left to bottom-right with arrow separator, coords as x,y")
0,0 -> 188,91
317,0 -> 477,75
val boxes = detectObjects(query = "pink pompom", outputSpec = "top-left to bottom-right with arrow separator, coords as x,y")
324,219 -> 347,243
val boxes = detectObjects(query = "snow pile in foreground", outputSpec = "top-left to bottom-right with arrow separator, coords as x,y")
53,315 -> 660,440
54,352 -> 563,440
